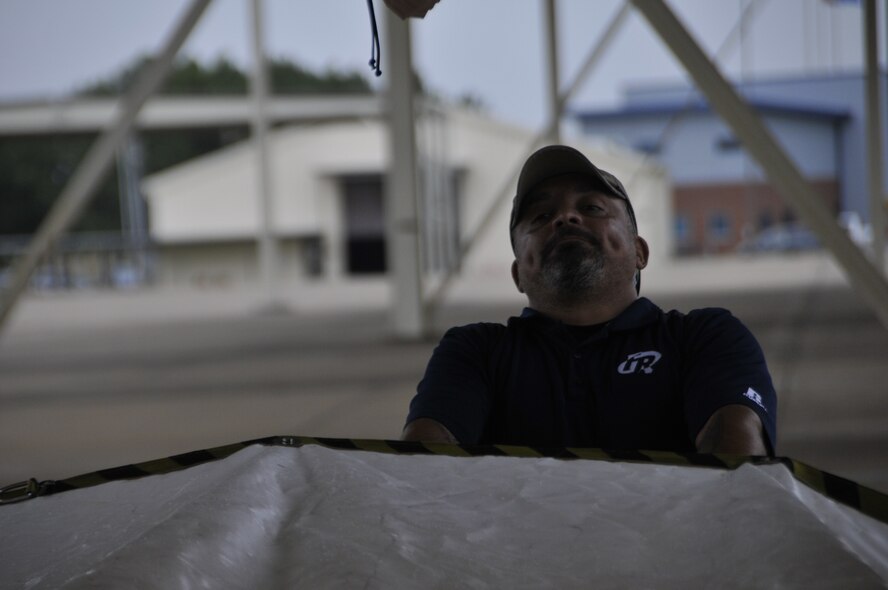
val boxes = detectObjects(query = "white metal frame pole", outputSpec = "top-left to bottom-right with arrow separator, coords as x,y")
0,0 -> 214,334
385,11 -> 425,338
630,0 -> 888,329
249,0 -> 281,306
864,0 -> 886,272
544,0 -> 562,143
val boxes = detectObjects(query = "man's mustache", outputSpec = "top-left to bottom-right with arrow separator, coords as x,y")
541,227 -> 600,261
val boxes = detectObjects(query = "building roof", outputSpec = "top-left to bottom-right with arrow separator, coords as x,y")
0,96 -> 381,136
572,97 -> 851,124
622,69 -> 885,96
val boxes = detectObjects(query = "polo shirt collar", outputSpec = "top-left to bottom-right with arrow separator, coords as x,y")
518,297 -> 660,332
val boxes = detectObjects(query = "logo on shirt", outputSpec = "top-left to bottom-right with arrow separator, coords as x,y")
742,387 -> 767,412
617,351 -> 662,375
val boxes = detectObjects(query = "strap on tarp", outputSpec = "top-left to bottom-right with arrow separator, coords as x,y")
2,435 -> 886,525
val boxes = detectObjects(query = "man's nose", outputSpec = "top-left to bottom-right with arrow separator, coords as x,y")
553,208 -> 582,226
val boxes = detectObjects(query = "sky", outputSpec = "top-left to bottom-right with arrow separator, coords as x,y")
0,0 -> 879,130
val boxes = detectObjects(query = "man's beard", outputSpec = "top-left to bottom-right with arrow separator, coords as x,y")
531,238 -> 607,306
542,240 -> 603,290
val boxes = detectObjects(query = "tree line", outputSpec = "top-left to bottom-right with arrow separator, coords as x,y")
0,57 -> 373,236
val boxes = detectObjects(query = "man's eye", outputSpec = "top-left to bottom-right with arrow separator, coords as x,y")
583,204 -> 604,213
532,212 -> 552,223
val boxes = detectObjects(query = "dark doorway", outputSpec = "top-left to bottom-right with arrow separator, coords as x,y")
342,176 -> 386,274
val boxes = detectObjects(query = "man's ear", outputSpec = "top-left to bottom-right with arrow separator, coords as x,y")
511,260 -> 524,293
635,235 -> 650,270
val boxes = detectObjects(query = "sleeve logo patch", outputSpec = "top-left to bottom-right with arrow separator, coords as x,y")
617,351 -> 662,375
742,387 -> 767,412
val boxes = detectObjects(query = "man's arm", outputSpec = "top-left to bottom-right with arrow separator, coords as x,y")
680,309 -> 777,454
403,323 -> 499,444
401,418 -> 459,443
695,404 -> 768,455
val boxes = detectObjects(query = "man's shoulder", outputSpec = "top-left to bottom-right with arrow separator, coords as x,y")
439,312 -> 551,354
654,304 -> 762,357
439,321 -> 509,348
635,301 -> 755,346
662,305 -> 747,332
444,320 -> 509,337
659,305 -> 732,322
429,321 -> 514,367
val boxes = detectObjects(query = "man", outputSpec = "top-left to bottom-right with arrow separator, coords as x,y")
402,145 -> 776,455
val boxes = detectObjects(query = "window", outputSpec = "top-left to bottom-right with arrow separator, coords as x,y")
633,139 -> 661,155
673,214 -> 692,245
707,211 -> 732,242
419,167 -> 462,273
715,134 -> 742,152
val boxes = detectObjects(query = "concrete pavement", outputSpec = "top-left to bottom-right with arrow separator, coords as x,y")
1,253 -> 886,494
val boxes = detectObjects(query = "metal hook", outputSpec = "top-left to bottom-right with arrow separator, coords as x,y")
366,0 -> 383,77
0,478 -> 44,505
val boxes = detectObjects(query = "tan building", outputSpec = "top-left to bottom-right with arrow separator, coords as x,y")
142,105 -> 672,291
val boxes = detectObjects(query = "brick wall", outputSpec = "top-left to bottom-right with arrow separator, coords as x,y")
673,179 -> 840,254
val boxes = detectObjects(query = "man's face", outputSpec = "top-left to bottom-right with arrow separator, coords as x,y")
510,173 -> 648,305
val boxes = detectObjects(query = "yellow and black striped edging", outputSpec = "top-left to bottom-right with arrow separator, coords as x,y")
2,435 -> 886,526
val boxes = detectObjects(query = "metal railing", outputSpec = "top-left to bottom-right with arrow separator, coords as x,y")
0,231 -> 154,290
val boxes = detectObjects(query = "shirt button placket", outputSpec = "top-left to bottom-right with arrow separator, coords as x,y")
572,350 -> 584,386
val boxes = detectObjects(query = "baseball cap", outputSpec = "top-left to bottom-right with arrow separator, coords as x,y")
509,144 -> 641,292
510,145 -> 636,233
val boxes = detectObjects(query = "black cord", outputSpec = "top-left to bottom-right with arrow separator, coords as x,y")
366,0 -> 382,77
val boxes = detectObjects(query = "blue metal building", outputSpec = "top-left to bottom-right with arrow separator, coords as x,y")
574,72 -> 887,255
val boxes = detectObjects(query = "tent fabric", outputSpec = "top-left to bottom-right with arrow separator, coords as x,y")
2,444 -> 887,589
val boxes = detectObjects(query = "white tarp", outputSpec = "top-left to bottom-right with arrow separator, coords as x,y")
2,445 -> 887,589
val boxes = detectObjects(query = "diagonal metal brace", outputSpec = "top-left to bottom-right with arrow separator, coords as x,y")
0,0 -> 214,336
630,0 -> 888,330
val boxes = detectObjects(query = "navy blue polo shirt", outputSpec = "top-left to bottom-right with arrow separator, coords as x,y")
407,297 -> 777,453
